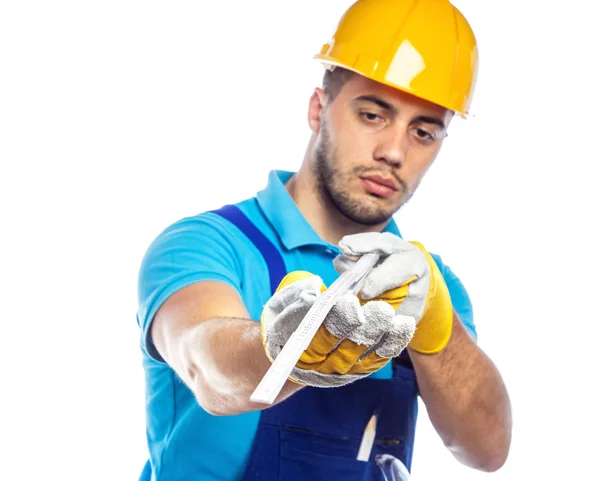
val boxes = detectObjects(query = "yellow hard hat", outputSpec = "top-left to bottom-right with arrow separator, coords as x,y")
314,0 -> 479,117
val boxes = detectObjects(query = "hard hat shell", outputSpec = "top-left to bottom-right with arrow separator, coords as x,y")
314,0 -> 479,117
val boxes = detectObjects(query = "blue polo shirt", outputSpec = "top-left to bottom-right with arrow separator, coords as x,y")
136,170 -> 477,481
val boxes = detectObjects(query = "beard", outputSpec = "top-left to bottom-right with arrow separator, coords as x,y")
313,121 -> 411,226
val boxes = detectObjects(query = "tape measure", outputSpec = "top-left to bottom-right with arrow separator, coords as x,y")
250,252 -> 380,405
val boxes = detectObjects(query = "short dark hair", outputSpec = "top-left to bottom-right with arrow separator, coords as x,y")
322,67 -> 355,102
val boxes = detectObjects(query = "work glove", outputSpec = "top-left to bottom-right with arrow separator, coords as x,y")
261,271 -> 416,388
333,232 -> 453,354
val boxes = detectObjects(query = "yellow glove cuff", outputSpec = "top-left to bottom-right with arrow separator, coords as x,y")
407,242 -> 453,354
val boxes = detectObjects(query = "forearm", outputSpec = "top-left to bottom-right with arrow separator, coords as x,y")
180,317 -> 303,416
408,313 -> 512,472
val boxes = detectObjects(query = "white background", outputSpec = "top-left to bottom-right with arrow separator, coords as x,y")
1,1 -> 599,480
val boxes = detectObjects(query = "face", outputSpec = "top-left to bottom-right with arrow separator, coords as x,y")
309,72 -> 453,226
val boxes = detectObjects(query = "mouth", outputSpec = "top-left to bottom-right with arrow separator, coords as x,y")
359,174 -> 399,198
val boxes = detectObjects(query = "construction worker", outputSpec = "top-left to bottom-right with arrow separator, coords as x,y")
136,0 -> 512,479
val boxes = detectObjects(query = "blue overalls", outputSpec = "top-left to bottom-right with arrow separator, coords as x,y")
212,205 -> 419,481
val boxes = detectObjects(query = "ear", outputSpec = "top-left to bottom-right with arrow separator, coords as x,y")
307,87 -> 326,133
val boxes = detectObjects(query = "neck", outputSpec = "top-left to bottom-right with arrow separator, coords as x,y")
285,159 -> 388,246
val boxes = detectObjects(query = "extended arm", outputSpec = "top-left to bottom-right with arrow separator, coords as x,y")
151,281 -> 303,416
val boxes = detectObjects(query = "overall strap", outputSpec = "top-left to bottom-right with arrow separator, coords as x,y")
210,204 -> 286,294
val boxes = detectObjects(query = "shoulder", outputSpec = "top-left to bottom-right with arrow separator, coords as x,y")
139,202 -> 262,275
137,198 -> 276,311
136,203 -> 267,358
144,209 -> 247,251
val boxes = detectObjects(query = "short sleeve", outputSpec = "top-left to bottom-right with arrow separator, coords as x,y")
431,254 -> 477,341
136,213 -> 243,361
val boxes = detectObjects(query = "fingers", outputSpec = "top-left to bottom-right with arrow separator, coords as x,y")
347,299 -> 396,346
268,279 -> 417,380
355,303 -> 414,354
302,338 -> 370,374
360,251 -> 428,300
266,275 -> 324,315
346,353 -> 390,374
345,303 -> 415,374
335,234 -> 431,305
332,254 -> 357,275
302,296 -> 396,375
338,232 -> 403,256
324,300 -> 402,375
361,282 -> 411,310
301,297 -> 415,376
266,290 -> 314,350
323,294 -> 365,338
298,324 -> 344,367
298,293 -> 365,368
372,313 -> 416,358
395,274 -> 429,321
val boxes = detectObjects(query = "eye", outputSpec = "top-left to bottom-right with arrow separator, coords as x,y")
359,112 -> 383,123
413,128 -> 435,144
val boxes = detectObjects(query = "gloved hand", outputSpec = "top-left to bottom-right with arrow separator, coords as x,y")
261,270 -> 416,388
333,232 -> 454,354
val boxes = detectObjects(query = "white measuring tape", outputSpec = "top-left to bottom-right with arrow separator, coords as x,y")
250,252 -> 380,405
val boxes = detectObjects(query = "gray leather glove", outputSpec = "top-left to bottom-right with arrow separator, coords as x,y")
333,232 -> 431,320
333,232 -> 455,354
261,272 -> 415,388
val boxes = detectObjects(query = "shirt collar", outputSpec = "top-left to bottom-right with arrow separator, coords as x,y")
256,170 -> 402,251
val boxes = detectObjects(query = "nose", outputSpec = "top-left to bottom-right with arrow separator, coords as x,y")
373,127 -> 407,168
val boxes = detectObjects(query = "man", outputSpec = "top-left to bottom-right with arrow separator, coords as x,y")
136,0 -> 512,479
